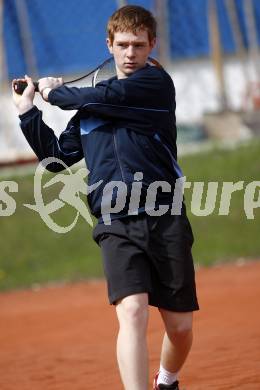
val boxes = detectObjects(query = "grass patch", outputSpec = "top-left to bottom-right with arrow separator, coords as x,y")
0,170 -> 102,291
181,140 -> 260,265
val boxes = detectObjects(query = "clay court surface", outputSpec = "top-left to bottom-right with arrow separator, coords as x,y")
0,260 -> 260,390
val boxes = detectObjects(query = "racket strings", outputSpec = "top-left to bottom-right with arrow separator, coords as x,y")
92,56 -> 161,87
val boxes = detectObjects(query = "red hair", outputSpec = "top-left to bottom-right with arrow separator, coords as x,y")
107,5 -> 157,43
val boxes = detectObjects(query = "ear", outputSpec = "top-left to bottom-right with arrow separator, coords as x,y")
149,37 -> 156,50
106,38 -> 113,54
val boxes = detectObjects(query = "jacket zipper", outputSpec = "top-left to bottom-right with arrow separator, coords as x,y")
113,129 -> 125,182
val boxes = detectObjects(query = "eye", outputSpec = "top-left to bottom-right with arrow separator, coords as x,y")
118,43 -> 128,48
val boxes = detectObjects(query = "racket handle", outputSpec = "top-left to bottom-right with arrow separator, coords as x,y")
13,80 -> 39,95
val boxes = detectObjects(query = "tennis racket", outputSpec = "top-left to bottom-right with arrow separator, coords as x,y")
13,56 -> 162,95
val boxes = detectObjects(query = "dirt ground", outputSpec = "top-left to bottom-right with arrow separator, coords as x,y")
0,259 -> 260,390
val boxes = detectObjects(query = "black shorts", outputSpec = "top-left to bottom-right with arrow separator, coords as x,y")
92,212 -> 199,312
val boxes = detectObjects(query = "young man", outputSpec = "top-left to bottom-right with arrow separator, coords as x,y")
12,5 -> 199,390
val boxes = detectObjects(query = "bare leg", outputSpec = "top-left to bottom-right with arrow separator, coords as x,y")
116,293 -> 149,390
159,310 -> 193,373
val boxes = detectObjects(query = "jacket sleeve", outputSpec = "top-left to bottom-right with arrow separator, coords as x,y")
48,67 -> 175,131
19,106 -> 84,172
48,66 -> 174,113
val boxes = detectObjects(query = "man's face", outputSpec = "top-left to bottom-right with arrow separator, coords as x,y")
107,30 -> 156,79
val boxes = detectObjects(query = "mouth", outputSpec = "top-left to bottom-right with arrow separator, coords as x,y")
124,63 -> 137,67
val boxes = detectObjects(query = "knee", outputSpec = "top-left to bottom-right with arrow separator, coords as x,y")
116,294 -> 148,328
167,321 -> 193,340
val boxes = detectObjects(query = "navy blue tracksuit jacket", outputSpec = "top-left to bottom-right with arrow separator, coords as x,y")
19,64 -> 183,222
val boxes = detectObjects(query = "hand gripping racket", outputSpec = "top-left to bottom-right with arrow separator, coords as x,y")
13,57 -> 162,94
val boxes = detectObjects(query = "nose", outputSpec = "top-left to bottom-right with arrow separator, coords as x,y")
126,45 -> 135,59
